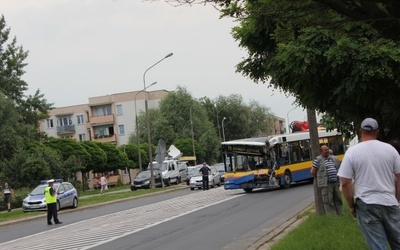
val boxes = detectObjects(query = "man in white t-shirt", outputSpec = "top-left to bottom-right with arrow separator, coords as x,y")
338,118 -> 400,249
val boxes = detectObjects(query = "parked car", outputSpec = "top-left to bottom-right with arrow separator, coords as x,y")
131,170 -> 163,190
178,162 -> 188,184
22,180 -> 79,212
189,165 -> 221,190
212,163 -> 226,182
185,165 -> 201,185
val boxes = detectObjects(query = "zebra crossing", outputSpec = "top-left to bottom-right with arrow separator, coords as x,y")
0,188 -> 244,250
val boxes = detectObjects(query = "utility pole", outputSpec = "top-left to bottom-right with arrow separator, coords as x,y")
308,108 -> 325,215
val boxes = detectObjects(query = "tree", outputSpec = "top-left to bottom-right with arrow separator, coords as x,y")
221,0 -> 399,140
96,143 -> 129,173
314,0 -> 400,41
174,138 -> 205,163
138,86 -> 220,164
0,16 -> 52,162
0,93 -> 21,160
44,138 -> 90,178
162,0 -> 400,140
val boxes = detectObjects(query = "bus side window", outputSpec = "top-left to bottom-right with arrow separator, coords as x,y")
300,140 -> 311,161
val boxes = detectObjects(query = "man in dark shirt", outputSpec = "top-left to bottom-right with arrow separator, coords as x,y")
199,163 -> 211,191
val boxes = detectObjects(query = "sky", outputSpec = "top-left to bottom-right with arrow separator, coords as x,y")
1,0 -> 306,127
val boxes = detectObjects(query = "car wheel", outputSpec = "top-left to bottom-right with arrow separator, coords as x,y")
177,177 -> 181,184
165,178 -> 171,186
211,180 -> 215,188
190,187 -> 194,190
72,197 -> 78,208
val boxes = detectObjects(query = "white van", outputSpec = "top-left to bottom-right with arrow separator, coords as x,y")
149,160 -> 180,186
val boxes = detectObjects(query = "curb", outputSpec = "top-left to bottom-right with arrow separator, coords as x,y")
246,203 -> 314,250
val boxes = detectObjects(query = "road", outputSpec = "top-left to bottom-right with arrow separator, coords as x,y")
0,183 -> 313,250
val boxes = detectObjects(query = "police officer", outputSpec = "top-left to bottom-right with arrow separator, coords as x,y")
44,179 -> 62,225
199,163 -> 211,191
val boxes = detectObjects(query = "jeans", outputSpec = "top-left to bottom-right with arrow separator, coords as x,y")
356,199 -> 400,250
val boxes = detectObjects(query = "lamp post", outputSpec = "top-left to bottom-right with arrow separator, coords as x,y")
215,105 -> 227,141
222,117 -> 227,142
134,81 -> 157,171
190,105 -> 196,165
287,107 -> 296,133
143,52 -> 173,189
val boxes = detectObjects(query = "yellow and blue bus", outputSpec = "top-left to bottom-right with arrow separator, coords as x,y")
221,130 -> 346,192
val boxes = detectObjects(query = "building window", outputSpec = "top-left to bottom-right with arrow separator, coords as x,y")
95,106 -> 112,116
77,115 -> 84,125
58,117 -> 72,126
116,105 -> 123,116
119,125 -> 125,135
46,119 -> 54,128
78,134 -> 86,142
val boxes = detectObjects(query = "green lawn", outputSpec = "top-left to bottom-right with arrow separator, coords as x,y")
270,204 -> 368,250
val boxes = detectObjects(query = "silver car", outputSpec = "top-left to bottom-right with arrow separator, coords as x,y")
22,180 -> 79,212
189,165 -> 221,190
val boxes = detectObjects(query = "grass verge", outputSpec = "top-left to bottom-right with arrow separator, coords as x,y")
270,202 -> 368,250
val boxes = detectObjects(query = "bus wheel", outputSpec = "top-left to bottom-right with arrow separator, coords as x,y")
281,171 -> 292,189
243,188 -> 253,193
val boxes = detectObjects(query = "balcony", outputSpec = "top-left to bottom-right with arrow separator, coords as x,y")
56,125 -> 76,135
89,114 -> 115,127
93,134 -> 117,143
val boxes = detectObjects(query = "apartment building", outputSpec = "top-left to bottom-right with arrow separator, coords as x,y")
271,116 -> 286,135
40,89 -> 169,146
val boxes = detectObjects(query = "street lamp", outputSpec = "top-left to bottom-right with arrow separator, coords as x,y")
134,81 -> 157,171
222,117 -> 227,142
143,52 -> 173,189
190,105 -> 196,165
215,104 -> 228,140
287,107 -> 297,133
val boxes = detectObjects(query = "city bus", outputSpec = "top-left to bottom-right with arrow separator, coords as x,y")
221,130 -> 346,192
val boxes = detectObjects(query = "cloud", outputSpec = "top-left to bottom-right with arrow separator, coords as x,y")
1,0 -> 306,121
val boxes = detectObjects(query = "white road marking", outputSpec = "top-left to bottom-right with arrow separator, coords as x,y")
0,188 -> 244,250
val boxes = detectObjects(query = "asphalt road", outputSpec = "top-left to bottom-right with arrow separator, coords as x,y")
0,183 -> 314,250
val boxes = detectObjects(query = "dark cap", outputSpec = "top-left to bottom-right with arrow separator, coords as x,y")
361,118 -> 379,131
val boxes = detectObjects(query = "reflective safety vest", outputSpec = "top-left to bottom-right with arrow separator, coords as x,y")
44,186 -> 57,204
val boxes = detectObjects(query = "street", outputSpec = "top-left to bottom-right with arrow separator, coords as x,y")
0,183 -> 313,250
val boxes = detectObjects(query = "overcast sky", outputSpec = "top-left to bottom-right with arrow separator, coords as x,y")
1,0 -> 306,127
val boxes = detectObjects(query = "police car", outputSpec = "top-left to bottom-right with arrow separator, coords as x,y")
22,179 -> 79,212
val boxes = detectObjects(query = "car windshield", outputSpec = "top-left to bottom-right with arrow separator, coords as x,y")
30,184 -> 59,195
191,166 -> 202,177
151,162 -> 168,171
136,171 -> 151,179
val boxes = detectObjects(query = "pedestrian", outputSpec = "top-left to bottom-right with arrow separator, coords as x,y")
100,174 -> 107,194
2,182 -> 13,212
338,118 -> 400,249
44,179 -> 62,225
310,145 -> 343,215
199,163 -> 211,191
